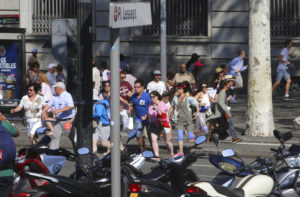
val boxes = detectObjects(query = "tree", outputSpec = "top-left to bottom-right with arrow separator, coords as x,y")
246,0 -> 274,136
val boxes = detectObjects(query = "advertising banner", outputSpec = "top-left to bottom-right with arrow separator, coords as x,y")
0,43 -> 18,99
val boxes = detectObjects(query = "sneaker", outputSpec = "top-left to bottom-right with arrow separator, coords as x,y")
283,96 -> 293,101
232,137 -> 243,144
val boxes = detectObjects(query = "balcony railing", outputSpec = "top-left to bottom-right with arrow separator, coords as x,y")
32,0 -> 77,33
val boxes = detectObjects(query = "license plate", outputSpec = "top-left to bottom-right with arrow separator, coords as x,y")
130,193 -> 138,197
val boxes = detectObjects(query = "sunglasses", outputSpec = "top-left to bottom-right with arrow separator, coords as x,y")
27,89 -> 34,92
120,77 -> 126,79
202,86 -> 207,88
104,84 -> 110,87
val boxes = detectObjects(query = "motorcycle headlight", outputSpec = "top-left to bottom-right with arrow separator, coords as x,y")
280,171 -> 298,188
285,157 -> 300,168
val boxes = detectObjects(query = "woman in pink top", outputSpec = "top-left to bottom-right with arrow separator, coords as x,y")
37,73 -> 53,102
148,91 -> 174,159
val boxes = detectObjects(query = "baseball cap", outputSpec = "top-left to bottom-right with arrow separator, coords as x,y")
153,70 -> 161,75
32,49 -> 38,53
48,63 -> 57,69
53,82 -> 66,90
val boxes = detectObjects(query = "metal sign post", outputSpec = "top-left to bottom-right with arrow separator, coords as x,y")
109,2 -> 151,197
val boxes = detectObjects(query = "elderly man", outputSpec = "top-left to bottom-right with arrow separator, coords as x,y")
42,82 -> 76,150
167,63 -> 195,91
46,63 -> 57,94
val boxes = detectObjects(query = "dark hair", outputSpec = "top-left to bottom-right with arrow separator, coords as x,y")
120,70 -> 127,75
134,79 -> 144,87
181,81 -> 191,93
26,83 -> 39,93
199,82 -> 208,91
237,49 -> 245,56
285,40 -> 292,47
150,91 -> 162,101
56,64 -> 63,72
32,62 -> 40,67
167,69 -> 176,80
100,61 -> 108,69
102,80 -> 110,86
186,53 -> 199,70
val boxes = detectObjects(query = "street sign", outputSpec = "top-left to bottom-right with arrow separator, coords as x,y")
0,15 -> 19,25
109,2 -> 152,29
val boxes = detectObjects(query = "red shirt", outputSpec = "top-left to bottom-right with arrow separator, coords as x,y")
120,81 -> 133,103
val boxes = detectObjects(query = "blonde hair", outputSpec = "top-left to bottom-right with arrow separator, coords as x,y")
38,73 -> 49,85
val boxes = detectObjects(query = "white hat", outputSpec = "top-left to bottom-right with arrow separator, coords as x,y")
48,63 -> 57,69
153,70 -> 161,75
224,75 -> 236,81
53,82 -> 66,90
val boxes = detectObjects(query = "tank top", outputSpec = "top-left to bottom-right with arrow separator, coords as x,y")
29,71 -> 39,83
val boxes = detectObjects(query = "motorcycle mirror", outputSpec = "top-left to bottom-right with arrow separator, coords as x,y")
35,127 -> 47,135
195,136 -> 206,145
142,150 -> 154,158
222,149 -> 235,157
273,130 -> 281,141
78,147 -> 89,155
211,134 -> 219,147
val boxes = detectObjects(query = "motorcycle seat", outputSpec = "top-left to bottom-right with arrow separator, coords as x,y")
210,183 -> 244,197
53,175 -> 98,193
211,172 -> 234,187
289,144 -> 300,155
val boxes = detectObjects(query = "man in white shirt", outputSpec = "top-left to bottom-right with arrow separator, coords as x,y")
272,40 -> 293,100
92,60 -> 101,101
146,70 -> 167,95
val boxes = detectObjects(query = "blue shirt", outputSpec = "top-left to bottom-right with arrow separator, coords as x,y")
132,91 -> 151,121
92,100 -> 110,126
226,56 -> 247,76
48,91 -> 75,119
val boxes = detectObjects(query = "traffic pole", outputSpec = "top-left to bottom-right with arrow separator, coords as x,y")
160,0 -> 167,82
110,27 -> 121,197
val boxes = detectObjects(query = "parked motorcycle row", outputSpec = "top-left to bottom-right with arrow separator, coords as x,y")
9,128 -> 300,197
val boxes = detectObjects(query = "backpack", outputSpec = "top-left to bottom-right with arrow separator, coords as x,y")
0,121 -> 16,166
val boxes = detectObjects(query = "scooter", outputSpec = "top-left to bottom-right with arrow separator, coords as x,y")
186,147 -> 274,197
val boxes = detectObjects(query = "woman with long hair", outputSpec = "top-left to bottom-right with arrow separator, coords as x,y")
169,81 -> 198,154
148,91 -> 174,159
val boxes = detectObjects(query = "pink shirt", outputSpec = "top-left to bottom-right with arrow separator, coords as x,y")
41,82 -> 53,102
148,101 -> 169,123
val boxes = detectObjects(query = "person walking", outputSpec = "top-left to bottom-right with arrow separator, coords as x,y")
194,82 -> 212,134
226,50 -> 248,103
10,83 -> 45,144
168,63 -> 196,91
46,63 -> 57,94
206,75 -> 242,143
168,81 -> 198,154
25,61 -> 40,85
41,82 -> 76,150
147,70 -> 167,95
148,91 -> 174,159
0,112 -> 19,197
131,79 -> 151,152
92,61 -> 101,101
272,40 -> 293,100
56,64 -> 66,84
27,49 -> 38,71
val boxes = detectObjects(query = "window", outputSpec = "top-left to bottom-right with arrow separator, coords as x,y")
143,0 -> 208,36
32,0 -> 77,33
271,0 -> 300,36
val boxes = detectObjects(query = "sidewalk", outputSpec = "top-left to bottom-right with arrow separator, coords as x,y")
10,93 -> 300,157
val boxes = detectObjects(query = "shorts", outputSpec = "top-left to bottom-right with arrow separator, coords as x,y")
276,69 -> 291,82
234,74 -> 243,88
162,127 -> 171,134
93,121 -> 110,142
27,121 -> 42,136
147,122 -> 162,136
134,119 -> 149,138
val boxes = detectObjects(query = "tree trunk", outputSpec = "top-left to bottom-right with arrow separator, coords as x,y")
246,0 -> 274,136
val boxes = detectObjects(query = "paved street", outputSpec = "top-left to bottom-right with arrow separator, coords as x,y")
8,93 -> 300,184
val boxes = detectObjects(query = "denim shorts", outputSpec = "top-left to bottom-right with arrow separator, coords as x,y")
276,69 -> 291,82
134,119 -> 149,138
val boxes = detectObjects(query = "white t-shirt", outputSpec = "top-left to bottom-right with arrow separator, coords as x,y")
147,81 -> 166,95
101,69 -> 110,82
92,67 -> 101,91
19,95 -> 45,122
277,48 -> 289,70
